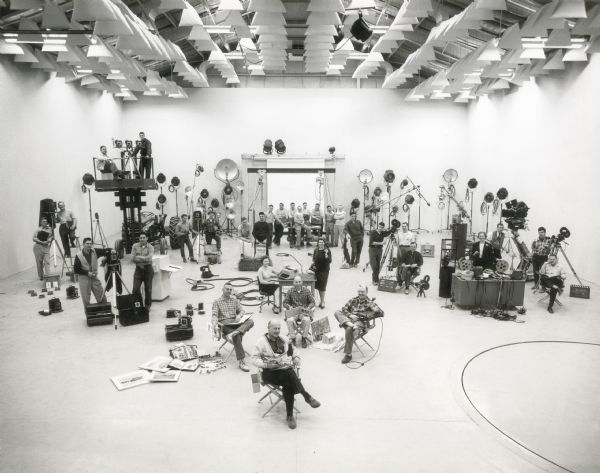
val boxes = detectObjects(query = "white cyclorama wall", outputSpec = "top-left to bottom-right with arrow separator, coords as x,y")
0,57 -> 123,280
121,88 -> 469,233
467,55 -> 600,286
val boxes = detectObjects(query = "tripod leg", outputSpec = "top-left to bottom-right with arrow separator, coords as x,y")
559,246 -> 583,286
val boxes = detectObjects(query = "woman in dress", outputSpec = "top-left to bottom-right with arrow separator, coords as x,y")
312,237 -> 332,308
257,256 -> 281,313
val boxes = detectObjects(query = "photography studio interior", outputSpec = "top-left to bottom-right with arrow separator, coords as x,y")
1,0 -> 599,472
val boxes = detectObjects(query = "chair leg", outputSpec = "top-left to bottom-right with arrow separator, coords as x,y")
361,337 -> 374,351
353,341 -> 365,357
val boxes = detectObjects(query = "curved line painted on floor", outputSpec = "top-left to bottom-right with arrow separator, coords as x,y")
460,340 -> 600,473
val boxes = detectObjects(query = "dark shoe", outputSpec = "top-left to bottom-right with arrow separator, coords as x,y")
547,306 -> 554,314
404,287 -> 409,294
291,338 -> 297,347
286,416 -> 297,429
341,354 -> 352,364
190,258 -> 198,263
302,337 -> 308,348
306,396 -> 321,408
182,258 -> 187,263
319,303 -> 324,309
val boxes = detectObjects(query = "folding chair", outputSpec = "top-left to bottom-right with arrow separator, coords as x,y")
537,289 -> 563,309
217,326 -> 251,362
353,319 -> 377,357
255,369 -> 300,418
257,278 -> 279,313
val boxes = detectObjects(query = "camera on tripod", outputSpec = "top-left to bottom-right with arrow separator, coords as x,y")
500,199 -> 529,231
106,249 -> 121,270
549,227 -> 571,245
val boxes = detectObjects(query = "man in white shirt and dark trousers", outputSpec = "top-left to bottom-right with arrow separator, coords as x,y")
131,233 -> 154,309
175,214 -> 197,263
539,254 -> 567,313
396,222 -> 415,259
273,203 -> 288,246
265,205 -> 276,248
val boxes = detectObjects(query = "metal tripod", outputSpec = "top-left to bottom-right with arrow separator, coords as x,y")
101,266 -> 131,331
93,214 -> 109,248
378,234 -> 400,279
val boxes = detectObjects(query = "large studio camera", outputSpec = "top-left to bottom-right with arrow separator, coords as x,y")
500,199 -> 529,231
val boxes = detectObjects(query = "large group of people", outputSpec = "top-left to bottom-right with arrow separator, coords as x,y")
31,185 -> 574,430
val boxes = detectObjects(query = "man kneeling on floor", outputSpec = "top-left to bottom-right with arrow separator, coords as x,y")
334,285 -> 384,364
283,275 -> 316,348
252,319 -> 320,429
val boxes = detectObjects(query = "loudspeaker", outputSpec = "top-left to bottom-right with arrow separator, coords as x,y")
39,198 -> 57,228
438,266 -> 455,298
451,223 -> 468,259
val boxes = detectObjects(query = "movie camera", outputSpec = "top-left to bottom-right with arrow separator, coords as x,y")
500,199 -> 529,231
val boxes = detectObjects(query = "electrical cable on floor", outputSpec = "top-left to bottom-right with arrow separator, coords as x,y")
185,277 -> 254,291
345,319 -> 384,370
461,340 -> 600,473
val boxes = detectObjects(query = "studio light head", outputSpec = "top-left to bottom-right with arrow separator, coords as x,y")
383,170 -> 395,185
484,192 -> 494,203
168,176 -> 180,192
211,198 -> 220,208
400,178 -> 409,190
496,187 -> 509,201
263,139 -> 273,155
328,146 -> 336,156
82,173 -> 95,187
405,195 -> 415,205
157,194 -> 167,205
351,198 -> 360,209
358,169 -> 373,185
442,168 -> 458,184
156,173 -> 166,185
223,183 -> 233,195
195,164 -> 204,177
373,186 -> 382,197
200,189 -> 209,199
275,139 -> 286,155
467,178 -> 478,189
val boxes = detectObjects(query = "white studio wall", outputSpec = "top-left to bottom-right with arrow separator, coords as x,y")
467,55 -> 600,286
121,88 -> 469,233
0,57 -> 123,279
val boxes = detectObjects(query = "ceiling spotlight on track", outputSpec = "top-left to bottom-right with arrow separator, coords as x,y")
350,11 -> 373,42
275,139 -> 286,155
263,139 -> 273,155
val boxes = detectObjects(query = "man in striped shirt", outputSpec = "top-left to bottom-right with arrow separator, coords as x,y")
283,276 -> 316,348
212,283 -> 254,371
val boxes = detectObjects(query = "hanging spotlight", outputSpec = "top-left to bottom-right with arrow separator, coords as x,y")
275,139 -> 286,155
263,139 -> 273,155
350,11 -> 373,42
383,170 -> 395,184
156,173 -> 166,185
200,189 -> 209,199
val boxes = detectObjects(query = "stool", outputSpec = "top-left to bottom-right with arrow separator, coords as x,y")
257,279 -> 279,313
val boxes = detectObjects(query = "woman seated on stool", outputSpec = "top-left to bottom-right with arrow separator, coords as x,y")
257,256 -> 281,313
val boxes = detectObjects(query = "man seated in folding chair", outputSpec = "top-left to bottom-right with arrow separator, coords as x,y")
398,242 -> 423,295
212,283 -> 254,372
334,285 -> 384,364
539,254 -> 567,314
257,256 -> 281,314
252,212 -> 270,256
283,275 -> 316,348
252,319 -> 321,430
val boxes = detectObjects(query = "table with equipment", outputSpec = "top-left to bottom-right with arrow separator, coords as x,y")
451,275 -> 525,309
277,273 -> 316,310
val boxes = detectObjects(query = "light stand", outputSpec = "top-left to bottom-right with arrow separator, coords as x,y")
93,212 -> 109,248
405,176 -> 431,233
168,177 -> 181,216
357,169 -> 374,230
81,173 -> 95,244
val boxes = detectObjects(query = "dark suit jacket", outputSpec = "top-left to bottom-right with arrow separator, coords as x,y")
132,138 -> 152,157
471,242 -> 496,269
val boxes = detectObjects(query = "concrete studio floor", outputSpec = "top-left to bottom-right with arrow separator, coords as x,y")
1,232 -> 599,473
